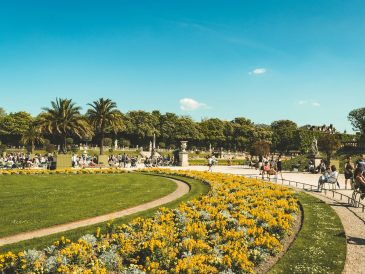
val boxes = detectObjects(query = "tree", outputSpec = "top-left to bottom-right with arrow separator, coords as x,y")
20,122 -> 45,153
318,134 -> 341,163
0,112 -> 33,145
348,107 -> 365,134
124,111 -> 159,145
199,118 -> 226,148
250,140 -> 271,157
38,98 -> 92,153
86,98 -> 124,155
271,120 -> 298,153
0,107 -> 6,118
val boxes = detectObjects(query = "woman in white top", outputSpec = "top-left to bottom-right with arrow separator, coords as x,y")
318,165 -> 338,191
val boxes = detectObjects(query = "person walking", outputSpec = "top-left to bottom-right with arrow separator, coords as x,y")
277,155 -> 283,180
344,157 -> 354,189
208,156 -> 213,172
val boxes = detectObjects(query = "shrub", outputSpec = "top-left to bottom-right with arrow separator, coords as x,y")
103,138 -> 112,147
119,139 -> 131,148
45,144 -> 56,153
66,138 -> 74,145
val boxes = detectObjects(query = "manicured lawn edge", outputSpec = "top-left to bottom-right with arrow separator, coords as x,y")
269,191 -> 346,274
0,174 -> 209,253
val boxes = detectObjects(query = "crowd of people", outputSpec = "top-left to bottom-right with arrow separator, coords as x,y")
0,152 -> 54,169
249,155 -> 283,180
316,154 -> 365,197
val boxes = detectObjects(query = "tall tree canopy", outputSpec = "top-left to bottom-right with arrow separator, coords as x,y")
86,98 -> 124,155
348,107 -> 365,134
38,98 -> 92,152
271,120 -> 298,153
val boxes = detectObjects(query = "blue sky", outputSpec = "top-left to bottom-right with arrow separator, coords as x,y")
0,0 -> 364,132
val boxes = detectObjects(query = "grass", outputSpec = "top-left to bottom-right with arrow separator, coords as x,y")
0,174 -> 209,253
0,173 -> 177,238
269,192 -> 346,274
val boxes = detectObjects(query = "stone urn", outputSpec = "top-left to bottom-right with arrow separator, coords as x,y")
180,141 -> 188,152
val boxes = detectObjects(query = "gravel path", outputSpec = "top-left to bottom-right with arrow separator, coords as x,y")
165,166 -> 365,274
0,177 -> 190,247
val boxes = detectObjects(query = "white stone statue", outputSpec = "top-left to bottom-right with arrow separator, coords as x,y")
311,137 -> 319,156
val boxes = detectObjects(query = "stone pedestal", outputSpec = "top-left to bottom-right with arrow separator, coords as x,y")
313,157 -> 322,167
98,155 -> 109,166
56,154 -> 72,170
178,152 -> 189,167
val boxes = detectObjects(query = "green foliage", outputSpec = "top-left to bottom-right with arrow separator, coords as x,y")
348,107 -> 365,134
0,107 -> 6,118
86,98 -> 124,155
271,120 -> 298,153
45,143 -> 56,153
0,112 -> 33,145
65,137 -> 74,145
102,137 -> 113,147
38,98 -> 92,152
0,143 -> 7,155
71,145 -> 79,154
318,134 -> 341,163
250,140 -> 270,156
20,122 -> 45,153
119,138 -> 131,147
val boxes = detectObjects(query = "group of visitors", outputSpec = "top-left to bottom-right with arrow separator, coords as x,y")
317,154 -> 365,197
254,155 -> 283,179
344,154 -> 365,198
308,159 -> 327,174
144,155 -> 173,167
0,152 -> 54,169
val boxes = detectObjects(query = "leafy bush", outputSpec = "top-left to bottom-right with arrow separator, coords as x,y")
45,144 -> 56,153
103,138 -> 112,147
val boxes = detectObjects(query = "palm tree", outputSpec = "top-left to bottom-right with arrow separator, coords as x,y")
20,122 -> 45,153
86,98 -> 124,155
38,98 -> 92,153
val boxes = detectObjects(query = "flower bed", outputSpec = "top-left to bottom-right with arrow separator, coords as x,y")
0,168 -> 129,176
0,169 -> 299,273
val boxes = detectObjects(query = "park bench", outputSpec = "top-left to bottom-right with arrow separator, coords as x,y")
350,178 -> 365,207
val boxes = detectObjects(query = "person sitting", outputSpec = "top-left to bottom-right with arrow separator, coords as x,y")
318,165 -> 338,191
354,167 -> 365,199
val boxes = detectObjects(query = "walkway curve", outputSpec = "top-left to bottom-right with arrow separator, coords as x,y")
0,177 -> 190,247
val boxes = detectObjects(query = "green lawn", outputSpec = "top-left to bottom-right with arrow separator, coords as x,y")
269,192 -> 346,274
0,173 -> 177,238
0,174 -> 209,253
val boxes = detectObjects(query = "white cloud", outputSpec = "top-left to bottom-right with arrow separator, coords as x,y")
179,98 -> 207,111
249,68 -> 267,75
297,100 -> 321,107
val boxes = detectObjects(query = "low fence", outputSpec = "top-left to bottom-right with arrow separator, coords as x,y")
244,174 -> 365,213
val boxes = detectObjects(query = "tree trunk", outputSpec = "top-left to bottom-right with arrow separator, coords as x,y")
63,136 -> 67,154
100,132 -> 104,155
31,141 -> 35,154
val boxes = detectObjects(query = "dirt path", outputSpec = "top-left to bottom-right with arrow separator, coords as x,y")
0,177 -> 190,247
